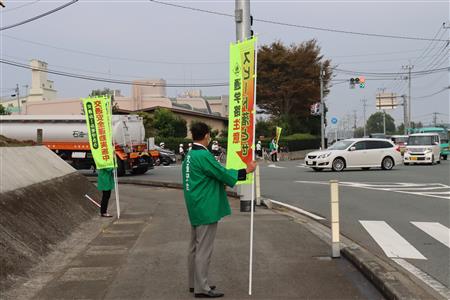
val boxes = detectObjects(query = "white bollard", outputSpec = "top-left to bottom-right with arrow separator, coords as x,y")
330,180 -> 340,258
255,165 -> 261,206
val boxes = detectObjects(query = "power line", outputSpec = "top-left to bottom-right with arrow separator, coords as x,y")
334,66 -> 449,76
0,0 -> 78,31
0,58 -> 228,88
2,34 -> 228,65
2,0 -> 40,13
414,86 -> 449,99
149,0 -> 449,42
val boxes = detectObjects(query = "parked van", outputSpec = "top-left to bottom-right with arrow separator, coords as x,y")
404,133 -> 441,165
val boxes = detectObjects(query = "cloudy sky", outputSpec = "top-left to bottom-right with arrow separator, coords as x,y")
1,0 -> 449,129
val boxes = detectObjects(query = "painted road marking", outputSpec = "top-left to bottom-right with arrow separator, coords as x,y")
360,221 -> 426,259
267,164 -> 286,169
393,258 -> 450,299
295,180 -> 450,200
269,200 -> 325,220
411,222 -> 450,249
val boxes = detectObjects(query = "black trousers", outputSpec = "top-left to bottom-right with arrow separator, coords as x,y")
101,190 -> 111,214
271,152 -> 277,162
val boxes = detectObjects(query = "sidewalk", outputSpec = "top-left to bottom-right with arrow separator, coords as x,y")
17,184 -> 382,300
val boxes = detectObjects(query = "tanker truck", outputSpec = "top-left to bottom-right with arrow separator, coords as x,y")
0,115 -> 154,176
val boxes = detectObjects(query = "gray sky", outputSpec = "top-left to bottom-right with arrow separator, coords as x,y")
1,0 -> 449,128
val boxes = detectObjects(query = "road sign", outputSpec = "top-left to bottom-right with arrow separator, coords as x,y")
376,93 -> 397,110
331,117 -> 338,124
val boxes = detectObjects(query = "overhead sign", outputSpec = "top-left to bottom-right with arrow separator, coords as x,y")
226,36 -> 257,185
82,96 -> 116,169
331,117 -> 338,124
376,93 -> 397,110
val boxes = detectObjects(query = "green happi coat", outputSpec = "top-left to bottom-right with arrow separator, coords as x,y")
182,144 -> 244,226
97,168 -> 115,191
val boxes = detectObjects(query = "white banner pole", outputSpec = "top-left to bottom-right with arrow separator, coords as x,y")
249,37 -> 258,296
109,96 -> 120,219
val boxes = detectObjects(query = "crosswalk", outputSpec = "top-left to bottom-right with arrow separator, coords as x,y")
361,220 -> 450,258
360,220 -> 450,298
295,180 -> 450,200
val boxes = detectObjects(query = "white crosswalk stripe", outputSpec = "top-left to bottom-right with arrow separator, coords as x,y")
295,180 -> 450,200
411,222 -> 450,249
360,220 -> 427,259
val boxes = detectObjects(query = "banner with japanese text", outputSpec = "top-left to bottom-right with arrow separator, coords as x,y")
275,127 -> 282,145
226,37 -> 257,185
82,96 -> 116,169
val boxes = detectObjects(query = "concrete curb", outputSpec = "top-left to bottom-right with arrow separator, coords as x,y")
84,176 -> 442,300
86,177 -> 240,198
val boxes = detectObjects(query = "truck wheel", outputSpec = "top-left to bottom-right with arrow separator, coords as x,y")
132,165 -> 148,175
117,157 -> 126,176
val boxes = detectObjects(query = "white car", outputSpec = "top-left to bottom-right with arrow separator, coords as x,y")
404,133 -> 441,165
305,138 -> 402,172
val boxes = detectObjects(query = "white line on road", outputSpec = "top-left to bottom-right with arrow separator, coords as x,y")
411,222 -> 450,249
269,200 -> 325,220
267,164 -> 286,169
295,181 -> 450,200
360,221 -> 426,260
393,258 -> 450,299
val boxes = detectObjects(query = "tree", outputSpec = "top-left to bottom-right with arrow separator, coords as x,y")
0,104 -> 11,115
137,112 -> 155,138
256,118 -> 275,138
257,40 -> 333,134
366,112 -> 396,134
152,108 -> 187,138
354,127 -> 365,138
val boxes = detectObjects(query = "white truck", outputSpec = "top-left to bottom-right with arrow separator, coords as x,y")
0,115 -> 154,175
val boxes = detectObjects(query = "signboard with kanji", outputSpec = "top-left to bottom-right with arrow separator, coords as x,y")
82,96 -> 116,169
226,37 -> 257,185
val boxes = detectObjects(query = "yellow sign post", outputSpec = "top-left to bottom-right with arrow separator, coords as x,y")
226,36 -> 257,184
82,96 -> 116,169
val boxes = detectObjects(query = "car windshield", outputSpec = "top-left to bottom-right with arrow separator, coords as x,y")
408,136 -> 434,146
328,140 -> 353,150
393,137 -> 408,143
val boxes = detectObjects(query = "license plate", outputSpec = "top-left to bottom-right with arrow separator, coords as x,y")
410,157 -> 417,160
72,152 -> 86,158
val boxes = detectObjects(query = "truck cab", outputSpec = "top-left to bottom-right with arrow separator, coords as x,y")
404,133 -> 441,165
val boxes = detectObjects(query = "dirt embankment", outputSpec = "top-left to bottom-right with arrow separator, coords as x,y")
0,135 -> 35,147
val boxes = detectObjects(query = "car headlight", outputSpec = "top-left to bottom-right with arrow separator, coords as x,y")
424,149 -> 432,154
318,152 -> 332,159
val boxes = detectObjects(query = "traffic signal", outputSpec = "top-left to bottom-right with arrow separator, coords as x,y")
350,77 -> 365,89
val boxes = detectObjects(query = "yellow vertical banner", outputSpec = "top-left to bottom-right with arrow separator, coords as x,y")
275,126 -> 282,145
82,96 -> 116,169
226,37 -> 257,185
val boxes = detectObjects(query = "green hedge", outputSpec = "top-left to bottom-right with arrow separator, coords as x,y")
155,136 -> 320,153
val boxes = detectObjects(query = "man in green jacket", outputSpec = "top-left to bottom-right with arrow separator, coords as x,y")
97,168 -> 114,217
182,122 -> 256,298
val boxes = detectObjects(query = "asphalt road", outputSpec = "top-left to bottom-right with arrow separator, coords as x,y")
122,158 -> 450,293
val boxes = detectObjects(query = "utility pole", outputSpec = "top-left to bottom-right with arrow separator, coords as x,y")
432,112 -> 439,126
383,110 -> 386,135
15,84 -> 21,114
235,0 -> 251,42
402,64 -> 414,130
401,95 -> 408,134
361,99 -> 368,137
235,0 -> 252,214
320,64 -> 325,149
